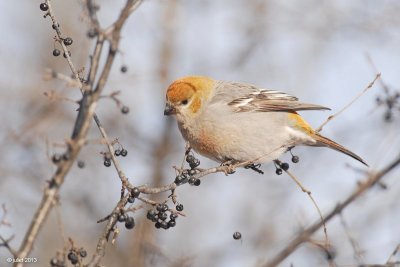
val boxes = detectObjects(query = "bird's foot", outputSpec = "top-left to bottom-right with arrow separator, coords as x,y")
244,164 -> 264,175
221,159 -> 236,175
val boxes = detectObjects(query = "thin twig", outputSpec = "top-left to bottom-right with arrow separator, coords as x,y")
263,153 -> 400,267
316,73 -> 381,132
284,169 -> 330,250
386,243 -> 400,264
339,213 -> 364,262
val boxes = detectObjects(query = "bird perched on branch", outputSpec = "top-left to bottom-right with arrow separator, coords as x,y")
164,76 -> 367,168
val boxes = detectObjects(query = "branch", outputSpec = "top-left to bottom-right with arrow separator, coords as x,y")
316,73 -> 380,132
14,1 -> 142,265
263,153 -> 400,267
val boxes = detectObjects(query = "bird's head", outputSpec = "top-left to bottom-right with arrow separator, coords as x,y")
164,76 -> 215,121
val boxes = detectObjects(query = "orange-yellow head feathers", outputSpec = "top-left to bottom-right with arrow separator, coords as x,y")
164,76 -> 215,116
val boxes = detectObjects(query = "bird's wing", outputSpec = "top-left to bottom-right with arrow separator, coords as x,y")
211,81 -> 330,112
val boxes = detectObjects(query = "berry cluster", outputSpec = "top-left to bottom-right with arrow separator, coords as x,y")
117,212 -> 135,229
275,162 -> 289,175
174,154 -> 201,186
274,151 -> 300,175
114,147 -> 128,157
186,154 -> 200,169
127,187 -> 140,203
146,203 -> 181,230
67,248 -> 87,265
40,2 -> 74,58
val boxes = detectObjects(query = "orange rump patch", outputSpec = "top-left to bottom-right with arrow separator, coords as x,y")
288,112 -> 314,134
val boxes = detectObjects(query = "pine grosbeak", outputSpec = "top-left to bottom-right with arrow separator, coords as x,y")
164,76 -> 367,166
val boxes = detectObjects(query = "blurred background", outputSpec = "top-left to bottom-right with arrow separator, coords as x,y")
1,0 -> 400,266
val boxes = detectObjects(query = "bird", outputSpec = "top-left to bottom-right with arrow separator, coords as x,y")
164,76 -> 367,168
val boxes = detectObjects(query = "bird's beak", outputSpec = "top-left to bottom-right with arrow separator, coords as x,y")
164,102 -> 176,116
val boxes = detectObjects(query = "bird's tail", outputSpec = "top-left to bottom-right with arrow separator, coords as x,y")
309,132 -> 368,166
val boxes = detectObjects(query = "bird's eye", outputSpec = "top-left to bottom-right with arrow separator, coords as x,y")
181,99 -> 188,105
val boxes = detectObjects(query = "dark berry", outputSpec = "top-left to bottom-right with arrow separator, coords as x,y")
233,231 -> 242,240
168,220 -> 176,227
170,213 -> 178,220
291,155 -> 299,163
53,49 -> 60,57
121,106 -> 129,114
52,23 -> 59,30
127,197 -> 135,203
125,216 -> 135,229
131,187 -> 140,198
147,210 -> 157,220
77,160 -> 85,168
156,204 -> 163,212
118,214 -> 126,222
186,155 -> 194,163
175,174 -> 186,184
161,203 -> 168,212
40,3 -> 48,11
276,168 -> 283,175
67,252 -> 78,264
104,160 -> 111,167
160,221 -> 169,229
159,212 -> 168,221
189,169 -> 196,176
188,177 -> 196,185
281,162 -> 289,171
121,149 -> 128,157
120,65 -> 128,73
155,222 -> 161,229
114,149 -> 121,156
176,204 -> 183,211
189,159 -> 200,169
63,51 -> 71,58
193,179 -> 201,186
63,37 -> 73,46
52,154 -> 61,163
79,248 -> 87,258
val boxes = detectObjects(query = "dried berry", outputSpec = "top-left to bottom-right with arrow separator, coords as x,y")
125,216 -> 135,229
52,49 -> 60,57
121,106 -> 129,114
120,65 -> 128,73
233,231 -> 242,240
77,160 -> 85,168
121,149 -> 128,157
280,162 -> 289,171
40,3 -> 48,11
131,187 -> 140,198
63,37 -> 73,46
